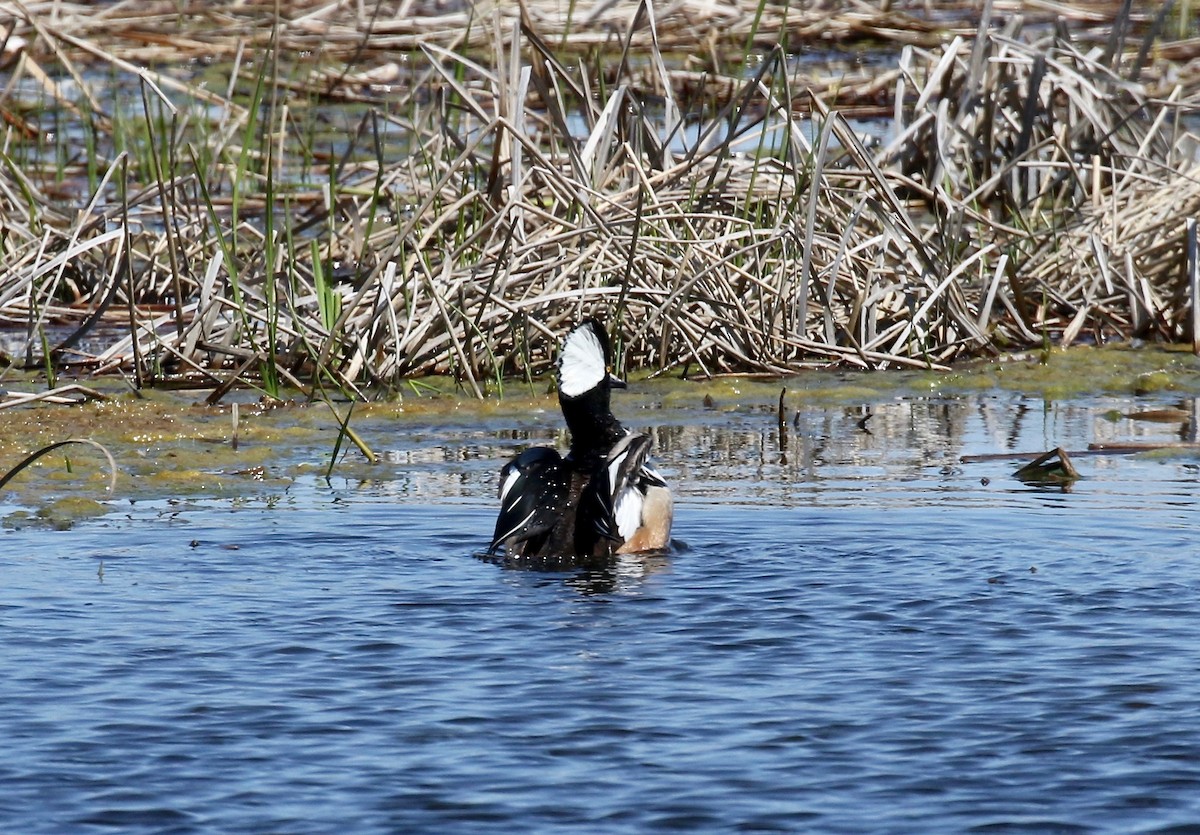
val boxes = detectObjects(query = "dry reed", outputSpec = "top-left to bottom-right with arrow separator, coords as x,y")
1,0 -> 1199,397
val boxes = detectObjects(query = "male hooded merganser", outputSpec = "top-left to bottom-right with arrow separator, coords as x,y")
489,319 -> 673,560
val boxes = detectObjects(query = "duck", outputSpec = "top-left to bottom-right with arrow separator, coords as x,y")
489,319 -> 673,561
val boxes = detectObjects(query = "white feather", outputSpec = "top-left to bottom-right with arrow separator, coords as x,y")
613,487 -> 644,541
558,325 -> 606,397
499,468 -> 521,505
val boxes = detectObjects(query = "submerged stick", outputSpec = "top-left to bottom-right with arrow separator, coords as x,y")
1088,441 -> 1200,452
777,386 -> 788,454
961,447 -> 1135,463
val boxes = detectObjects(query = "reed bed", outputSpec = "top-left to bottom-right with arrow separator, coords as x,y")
0,1 -> 1171,59
1,0 -> 1199,398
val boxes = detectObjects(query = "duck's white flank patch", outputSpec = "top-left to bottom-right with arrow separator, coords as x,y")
558,324 -> 606,397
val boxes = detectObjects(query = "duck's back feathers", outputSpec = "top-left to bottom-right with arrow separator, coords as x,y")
489,447 -> 570,555
575,432 -> 671,554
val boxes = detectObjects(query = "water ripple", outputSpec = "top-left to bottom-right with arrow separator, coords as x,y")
4,393 -> 1200,831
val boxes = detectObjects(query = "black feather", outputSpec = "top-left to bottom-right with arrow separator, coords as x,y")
489,447 -> 569,554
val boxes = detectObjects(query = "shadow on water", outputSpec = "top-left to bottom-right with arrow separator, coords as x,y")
475,543 -> 687,595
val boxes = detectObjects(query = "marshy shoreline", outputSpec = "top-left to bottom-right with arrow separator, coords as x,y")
2,0 -> 1200,407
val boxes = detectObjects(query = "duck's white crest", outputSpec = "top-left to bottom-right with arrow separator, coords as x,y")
558,324 -> 606,398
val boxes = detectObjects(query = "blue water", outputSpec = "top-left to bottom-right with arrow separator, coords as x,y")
3,393 -> 1200,832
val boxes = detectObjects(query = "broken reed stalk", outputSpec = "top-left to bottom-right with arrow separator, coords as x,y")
1190,218 -> 1200,355
1,3 -> 1199,398
1013,447 -> 1079,485
0,438 -> 118,495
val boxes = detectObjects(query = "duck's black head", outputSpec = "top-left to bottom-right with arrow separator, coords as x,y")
557,319 -> 627,460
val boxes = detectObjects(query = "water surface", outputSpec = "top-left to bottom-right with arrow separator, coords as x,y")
3,388 -> 1200,832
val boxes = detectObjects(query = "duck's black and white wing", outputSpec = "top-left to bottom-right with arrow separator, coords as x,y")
489,447 -> 570,554
579,432 -> 668,545
607,433 -> 669,542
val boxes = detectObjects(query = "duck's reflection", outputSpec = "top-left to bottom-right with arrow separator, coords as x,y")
564,550 -> 674,595
478,544 -> 680,595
